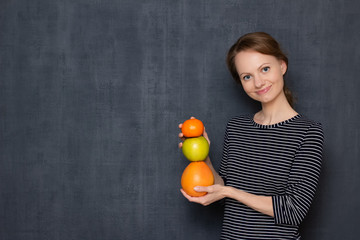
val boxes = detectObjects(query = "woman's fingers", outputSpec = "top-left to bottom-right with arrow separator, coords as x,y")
180,188 -> 210,206
180,189 -> 192,201
179,116 -> 199,148
180,189 -> 199,202
194,186 -> 210,193
178,131 -> 185,147
178,123 -> 185,146
203,128 -> 208,138
203,127 -> 210,145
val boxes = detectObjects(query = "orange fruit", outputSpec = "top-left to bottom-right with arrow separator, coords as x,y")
181,118 -> 204,138
181,161 -> 214,197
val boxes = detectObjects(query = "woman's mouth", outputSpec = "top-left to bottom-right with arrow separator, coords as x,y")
256,85 -> 272,95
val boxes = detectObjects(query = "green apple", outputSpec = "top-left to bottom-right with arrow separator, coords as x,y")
182,136 -> 209,161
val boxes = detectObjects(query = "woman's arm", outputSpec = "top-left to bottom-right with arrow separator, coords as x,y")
224,186 -> 274,217
204,156 -> 224,186
181,184 -> 274,217
272,123 -> 324,225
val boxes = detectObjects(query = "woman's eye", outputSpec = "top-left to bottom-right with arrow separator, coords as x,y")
243,75 -> 251,80
262,67 -> 270,72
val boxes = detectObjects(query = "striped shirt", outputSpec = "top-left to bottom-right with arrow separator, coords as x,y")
219,114 -> 324,240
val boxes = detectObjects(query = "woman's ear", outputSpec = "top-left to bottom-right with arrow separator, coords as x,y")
280,60 -> 287,75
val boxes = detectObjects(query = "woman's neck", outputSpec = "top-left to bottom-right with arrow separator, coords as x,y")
254,94 -> 298,125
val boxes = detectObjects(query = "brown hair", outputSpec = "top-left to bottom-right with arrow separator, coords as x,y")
226,32 -> 294,107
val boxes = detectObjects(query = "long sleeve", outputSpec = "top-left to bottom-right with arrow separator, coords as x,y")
272,123 -> 324,226
219,122 -> 230,185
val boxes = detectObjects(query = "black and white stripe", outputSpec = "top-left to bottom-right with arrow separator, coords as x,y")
219,114 -> 324,240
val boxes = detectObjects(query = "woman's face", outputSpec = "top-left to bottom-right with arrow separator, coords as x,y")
234,50 -> 287,105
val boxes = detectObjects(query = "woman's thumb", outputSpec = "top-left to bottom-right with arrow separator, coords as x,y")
194,186 -> 208,193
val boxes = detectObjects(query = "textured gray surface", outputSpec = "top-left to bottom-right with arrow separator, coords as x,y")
0,0 -> 359,239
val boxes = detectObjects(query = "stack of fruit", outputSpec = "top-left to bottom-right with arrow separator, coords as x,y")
180,118 -> 214,197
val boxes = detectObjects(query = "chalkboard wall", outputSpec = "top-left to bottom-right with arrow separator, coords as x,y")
1,0 -> 359,239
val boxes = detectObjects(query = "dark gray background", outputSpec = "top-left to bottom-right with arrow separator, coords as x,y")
1,0 -> 359,239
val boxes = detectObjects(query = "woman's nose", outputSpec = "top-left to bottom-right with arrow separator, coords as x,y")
254,75 -> 265,88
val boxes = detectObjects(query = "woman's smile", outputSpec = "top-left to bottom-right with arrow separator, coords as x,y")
256,85 -> 272,95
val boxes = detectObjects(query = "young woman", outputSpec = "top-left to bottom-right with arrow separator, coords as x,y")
178,32 -> 324,239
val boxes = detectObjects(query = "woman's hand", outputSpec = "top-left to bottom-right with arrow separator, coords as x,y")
178,116 -> 210,149
180,184 -> 226,206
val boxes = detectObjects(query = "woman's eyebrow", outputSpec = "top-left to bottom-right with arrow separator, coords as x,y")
239,63 -> 271,76
258,63 -> 270,70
